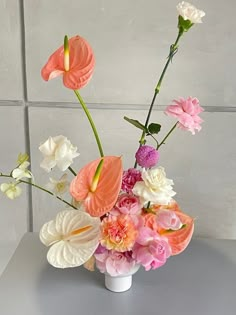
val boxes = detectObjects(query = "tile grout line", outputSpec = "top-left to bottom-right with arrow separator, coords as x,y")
19,0 -> 33,233
26,102 -> 236,112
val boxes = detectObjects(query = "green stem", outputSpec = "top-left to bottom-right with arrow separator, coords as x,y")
134,30 -> 183,168
0,173 -> 77,209
157,122 -> 178,149
68,166 -> 77,176
74,90 -> 104,157
147,134 -> 159,149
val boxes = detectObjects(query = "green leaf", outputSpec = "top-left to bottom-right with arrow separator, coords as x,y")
124,116 -> 147,132
148,123 -> 161,135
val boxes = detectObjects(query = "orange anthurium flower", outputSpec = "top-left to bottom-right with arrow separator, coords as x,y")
162,201 -> 194,255
41,35 -> 95,90
70,156 -> 123,217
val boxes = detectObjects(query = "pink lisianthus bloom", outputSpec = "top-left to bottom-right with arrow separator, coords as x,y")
135,145 -> 160,168
121,168 -> 142,193
157,209 -> 183,231
165,97 -> 204,135
94,247 -> 135,276
132,227 -> 171,271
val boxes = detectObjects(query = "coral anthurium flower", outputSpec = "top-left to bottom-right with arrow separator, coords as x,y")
41,35 -> 95,90
70,156 -> 123,217
39,209 -> 100,268
161,203 -> 194,255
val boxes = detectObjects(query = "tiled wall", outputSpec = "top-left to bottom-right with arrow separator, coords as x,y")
0,0 -> 235,273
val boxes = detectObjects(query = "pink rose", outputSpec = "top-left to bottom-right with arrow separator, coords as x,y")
94,248 -> 135,276
121,168 -> 142,193
132,227 -> 171,271
165,97 -> 204,135
112,193 -> 141,215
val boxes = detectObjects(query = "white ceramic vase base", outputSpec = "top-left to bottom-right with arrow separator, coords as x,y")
105,274 -> 132,293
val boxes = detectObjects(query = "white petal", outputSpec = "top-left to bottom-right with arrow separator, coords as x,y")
40,157 -> 57,172
55,210 -> 100,237
39,220 -> 60,246
47,237 -> 98,268
40,210 -> 100,268
1,183 -> 10,192
39,137 -> 57,156
6,186 -> 22,199
19,161 -> 30,170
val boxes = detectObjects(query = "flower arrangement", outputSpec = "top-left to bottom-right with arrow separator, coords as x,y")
0,2 -> 205,279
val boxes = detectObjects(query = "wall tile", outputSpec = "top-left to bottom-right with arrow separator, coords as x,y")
29,106 -> 236,239
0,106 -> 28,274
0,0 -> 23,100
24,0 -> 228,106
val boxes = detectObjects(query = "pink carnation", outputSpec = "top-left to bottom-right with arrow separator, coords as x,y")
135,145 -> 159,168
94,247 -> 135,276
165,97 -> 204,135
122,168 -> 142,193
132,227 -> 171,271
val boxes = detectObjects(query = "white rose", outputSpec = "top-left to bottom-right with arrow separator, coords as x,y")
132,166 -> 176,205
39,135 -> 79,172
177,1 -> 205,23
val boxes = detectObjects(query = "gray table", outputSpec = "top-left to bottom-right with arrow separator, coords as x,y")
0,233 -> 236,315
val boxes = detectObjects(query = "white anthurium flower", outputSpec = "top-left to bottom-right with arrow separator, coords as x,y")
12,161 -> 32,181
132,166 -> 176,205
0,182 -> 22,199
46,174 -> 69,196
40,209 -> 101,268
39,135 -> 79,172
177,1 -> 205,23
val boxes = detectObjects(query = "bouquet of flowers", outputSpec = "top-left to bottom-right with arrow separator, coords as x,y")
0,2 -> 205,279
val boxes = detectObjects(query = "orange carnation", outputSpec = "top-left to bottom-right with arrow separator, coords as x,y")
101,215 -> 138,252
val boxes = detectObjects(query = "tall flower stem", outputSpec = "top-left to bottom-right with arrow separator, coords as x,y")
0,173 -> 77,210
68,166 -> 77,176
157,122 -> 178,149
134,30 -> 183,167
74,90 -> 104,157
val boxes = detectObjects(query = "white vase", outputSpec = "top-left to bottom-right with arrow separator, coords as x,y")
104,264 -> 140,293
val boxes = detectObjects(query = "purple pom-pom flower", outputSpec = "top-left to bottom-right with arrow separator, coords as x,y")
135,145 -> 159,168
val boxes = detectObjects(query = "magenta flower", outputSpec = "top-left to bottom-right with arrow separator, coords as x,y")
94,247 -> 135,276
121,168 -> 142,193
132,227 -> 171,271
165,97 -> 204,135
135,145 -> 159,168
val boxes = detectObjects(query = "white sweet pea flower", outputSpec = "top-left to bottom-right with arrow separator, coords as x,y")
0,182 -> 22,199
132,166 -> 176,205
177,1 -> 205,23
12,161 -> 32,181
46,174 -> 69,196
39,135 -> 79,172
40,209 -> 100,268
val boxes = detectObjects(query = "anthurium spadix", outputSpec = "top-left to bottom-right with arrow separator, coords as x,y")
70,156 -> 123,217
40,210 -> 100,268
